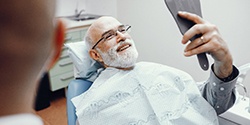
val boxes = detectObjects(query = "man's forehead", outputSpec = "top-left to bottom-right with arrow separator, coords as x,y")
88,16 -> 122,41
93,17 -> 121,31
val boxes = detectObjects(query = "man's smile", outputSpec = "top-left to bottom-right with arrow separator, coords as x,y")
116,43 -> 131,52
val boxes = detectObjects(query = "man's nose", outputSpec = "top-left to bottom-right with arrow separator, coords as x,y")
116,31 -> 126,43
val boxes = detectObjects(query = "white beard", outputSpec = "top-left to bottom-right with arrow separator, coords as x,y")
96,39 -> 138,68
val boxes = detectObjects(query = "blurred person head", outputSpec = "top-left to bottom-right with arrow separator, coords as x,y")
0,0 -> 65,116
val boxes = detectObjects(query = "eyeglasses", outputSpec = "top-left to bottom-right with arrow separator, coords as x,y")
92,25 -> 131,49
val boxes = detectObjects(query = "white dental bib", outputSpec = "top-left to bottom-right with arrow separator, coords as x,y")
72,62 -> 218,125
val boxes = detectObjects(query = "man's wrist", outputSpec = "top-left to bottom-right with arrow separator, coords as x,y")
212,64 -> 238,82
213,57 -> 233,78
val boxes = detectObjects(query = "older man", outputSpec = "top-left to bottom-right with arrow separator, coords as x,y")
0,0 -> 65,124
72,12 -> 238,125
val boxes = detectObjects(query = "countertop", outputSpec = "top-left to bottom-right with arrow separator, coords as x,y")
60,18 -> 96,31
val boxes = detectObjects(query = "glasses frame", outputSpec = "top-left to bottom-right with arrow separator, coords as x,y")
91,25 -> 131,49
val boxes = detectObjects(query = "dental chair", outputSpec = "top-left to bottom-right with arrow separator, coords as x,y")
65,41 -> 103,125
65,41 -> 250,125
67,78 -> 92,125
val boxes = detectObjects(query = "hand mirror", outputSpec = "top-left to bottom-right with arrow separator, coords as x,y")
164,0 -> 209,71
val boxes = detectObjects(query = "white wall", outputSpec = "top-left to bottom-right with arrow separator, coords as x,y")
56,0 -> 86,16
117,0 -> 250,90
85,0 -> 117,18
55,0 -> 117,17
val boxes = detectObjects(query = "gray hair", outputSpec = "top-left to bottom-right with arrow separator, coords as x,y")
84,29 -> 93,51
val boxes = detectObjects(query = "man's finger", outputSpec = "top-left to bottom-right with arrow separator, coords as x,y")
178,11 -> 205,24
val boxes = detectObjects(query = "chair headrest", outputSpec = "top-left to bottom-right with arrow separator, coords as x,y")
65,41 -> 104,82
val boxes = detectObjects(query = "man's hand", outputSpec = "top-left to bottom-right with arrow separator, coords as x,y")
178,11 -> 233,78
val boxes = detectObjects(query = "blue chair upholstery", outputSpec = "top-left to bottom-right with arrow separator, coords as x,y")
66,78 -> 93,125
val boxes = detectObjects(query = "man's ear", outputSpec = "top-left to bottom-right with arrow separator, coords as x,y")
47,19 -> 65,70
89,49 -> 103,62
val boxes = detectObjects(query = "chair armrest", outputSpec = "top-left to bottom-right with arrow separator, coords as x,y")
66,79 -> 92,125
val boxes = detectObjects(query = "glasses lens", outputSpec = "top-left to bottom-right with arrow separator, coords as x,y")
126,25 -> 131,33
103,30 -> 116,41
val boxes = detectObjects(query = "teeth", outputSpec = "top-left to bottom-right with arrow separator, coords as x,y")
119,45 -> 130,51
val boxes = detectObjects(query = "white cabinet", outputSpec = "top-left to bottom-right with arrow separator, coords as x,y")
49,26 -> 89,91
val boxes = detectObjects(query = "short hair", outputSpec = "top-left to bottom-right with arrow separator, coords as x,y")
84,29 -> 93,51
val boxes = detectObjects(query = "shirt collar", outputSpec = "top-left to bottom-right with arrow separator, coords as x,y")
0,113 -> 43,125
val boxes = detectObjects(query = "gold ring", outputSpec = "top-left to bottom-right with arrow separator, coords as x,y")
200,36 -> 204,43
